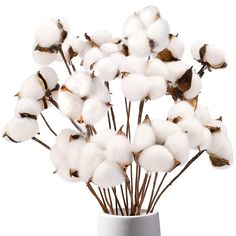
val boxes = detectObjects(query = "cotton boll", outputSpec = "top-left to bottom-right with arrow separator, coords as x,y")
167,36 -> 185,59
100,43 -> 120,56
199,127 -> 212,150
164,132 -> 190,164
204,45 -> 226,69
151,119 -> 181,144
106,135 -> 133,165
183,74 -> 202,99
93,160 -> 125,188
56,163 -> 80,183
147,19 -> 170,52
168,101 -> 194,121
178,118 -> 204,149
138,6 -> 160,28
123,14 -> 144,37
50,146 -> 66,169
33,49 -> 56,65
4,117 -> 39,142
121,73 -> 149,101
194,105 -> 211,125
83,47 -> 103,70
64,71 -> 92,97
90,129 -> 117,150
90,31 -> 113,46
147,76 -> 167,100
58,91 -> 83,120
207,132 -> 233,168
165,61 -> 191,83
127,32 -> 151,57
190,41 -> 206,60
139,145 -> 175,172
79,142 -> 106,182
132,123 -> 156,153
15,98 -> 43,117
120,55 -> 147,74
145,58 -> 169,79
82,98 -> 107,124
51,17 -> 70,33
38,67 -> 58,90
35,21 -> 61,47
109,53 -> 126,70
93,57 -> 119,81
207,119 -> 227,134
91,80 -> 111,104
19,75 -> 45,100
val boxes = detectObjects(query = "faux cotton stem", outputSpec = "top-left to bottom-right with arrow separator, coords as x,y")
198,64 -> 208,78
138,100 -> 145,124
58,46 -> 72,75
40,113 -> 57,136
32,137 -> 51,150
147,173 -> 158,212
112,187 -> 124,216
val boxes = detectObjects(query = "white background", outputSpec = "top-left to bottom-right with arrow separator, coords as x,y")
0,0 -> 236,235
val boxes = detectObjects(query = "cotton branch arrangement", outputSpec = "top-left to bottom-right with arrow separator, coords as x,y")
3,6 -> 233,216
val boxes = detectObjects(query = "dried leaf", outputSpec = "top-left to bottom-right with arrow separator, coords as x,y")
177,67 -> 193,92
186,96 -> 198,109
157,48 -> 178,62
69,169 -> 79,178
199,44 -> 207,61
143,114 -> 151,125
69,134 -> 80,142
37,71 -> 48,90
19,113 -> 37,120
208,153 -> 230,167
205,125 -> 221,133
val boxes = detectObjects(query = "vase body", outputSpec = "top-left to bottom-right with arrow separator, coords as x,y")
97,211 -> 161,236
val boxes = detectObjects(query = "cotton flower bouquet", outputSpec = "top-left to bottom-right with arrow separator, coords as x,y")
3,6 -> 233,216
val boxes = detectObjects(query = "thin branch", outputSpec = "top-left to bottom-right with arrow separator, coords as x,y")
32,137 -> 51,150
120,185 -> 128,215
40,113 -> 57,136
147,173 -> 158,212
125,99 -> 131,139
107,189 -> 114,215
58,46 -> 72,75
98,187 -> 109,213
138,100 -> 145,125
112,187 -> 124,216
198,63 -> 208,78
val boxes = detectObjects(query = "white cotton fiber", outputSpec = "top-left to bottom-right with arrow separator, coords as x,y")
109,53 -> 126,70
91,80 -> 111,104
38,67 -> 58,90
132,123 -> 156,153
168,101 -> 194,121
183,73 -> 202,99
151,119 -> 181,144
82,98 -> 107,124
100,43 -> 120,56
164,132 -> 190,164
138,6 -> 160,28
83,47 -> 103,69
190,41 -> 206,60
33,49 -> 56,65
205,45 -> 226,68
50,146 -> 65,168
147,76 -> 167,100
194,105 -> 211,125
123,14 -> 143,37
139,145 -> 175,172
56,163 -> 80,183
121,73 -> 149,101
120,55 -> 147,74
106,135 -> 133,165
207,119 -> 227,134
177,118 -> 204,149
167,36 -> 185,59
79,142 -> 106,182
199,127 -> 212,150
145,58 -> 169,79
90,129 -> 117,150
93,160 -> 125,188
90,31 -> 113,46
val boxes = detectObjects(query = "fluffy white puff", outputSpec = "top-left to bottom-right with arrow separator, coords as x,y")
106,135 -> 133,165
183,73 -> 202,99
100,43 -> 120,56
90,129 -> 117,150
177,118 -> 204,149
138,5 -> 160,28
168,101 -> 194,121
132,123 -> 156,153
167,36 -> 185,59
3,117 -> 39,142
19,75 -> 45,100
123,14 -> 143,37
164,132 -> 190,164
121,73 -> 149,101
120,55 -> 147,74
82,98 -> 108,124
83,47 -> 103,70
199,127 -> 212,150
127,31 -> 151,57
190,41 -> 206,61
38,67 -> 58,90
58,91 -> 83,120
207,132 -> 233,167
92,160 -> 125,188
35,21 -> 61,47
147,76 -> 167,100
165,61 -> 191,83
207,119 -> 227,134
50,146 -> 65,168
93,57 -> 119,81
79,142 -> 106,182
194,105 -> 211,125
109,53 -> 126,71
90,80 -> 111,104
151,119 -> 181,144
204,45 -> 226,68
145,58 -> 169,79
15,98 -> 43,117
90,31 -> 113,47
147,18 -> 169,52
33,49 -> 56,65
56,163 -> 80,183
139,145 -> 175,172
64,71 -> 92,97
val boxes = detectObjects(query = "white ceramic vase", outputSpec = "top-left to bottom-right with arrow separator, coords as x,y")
97,211 -> 161,236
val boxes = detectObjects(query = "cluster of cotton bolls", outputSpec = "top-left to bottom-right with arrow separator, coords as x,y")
3,67 -> 59,142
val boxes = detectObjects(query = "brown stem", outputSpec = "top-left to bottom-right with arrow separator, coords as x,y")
107,110 -> 112,129
58,46 -> 72,75
129,164 -> 134,215
40,113 -> 57,136
198,63 -> 208,78
32,137 -> 51,150
98,187 -> 109,213
138,100 -> 145,125
86,182 -> 108,213
137,173 -> 148,214
107,189 -> 114,215
125,180 -> 129,216
134,164 -> 141,214
147,173 -> 158,213
112,187 -> 124,216
120,185 -> 128,215
150,150 -> 205,213
125,99 -> 131,139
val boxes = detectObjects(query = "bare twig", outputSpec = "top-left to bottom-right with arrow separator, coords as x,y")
138,100 -> 145,125
58,46 -> 72,75
112,187 -> 124,216
32,137 -> 51,150
40,113 -> 57,136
